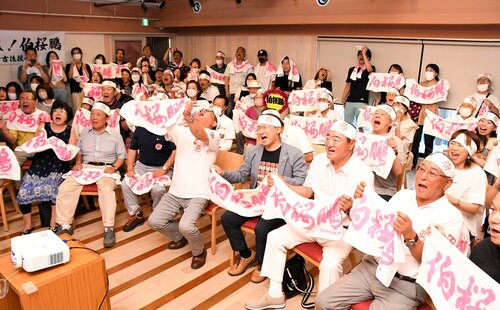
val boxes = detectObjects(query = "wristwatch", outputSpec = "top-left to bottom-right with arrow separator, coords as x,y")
404,234 -> 419,250
162,166 -> 168,171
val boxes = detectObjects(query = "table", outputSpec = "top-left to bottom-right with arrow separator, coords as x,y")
0,234 -> 110,310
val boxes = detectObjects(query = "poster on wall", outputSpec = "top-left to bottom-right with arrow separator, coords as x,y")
0,31 -> 65,66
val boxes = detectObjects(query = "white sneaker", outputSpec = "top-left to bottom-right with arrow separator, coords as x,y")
244,292 -> 285,310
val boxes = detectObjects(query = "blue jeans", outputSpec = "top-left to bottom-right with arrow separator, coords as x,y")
344,101 -> 366,126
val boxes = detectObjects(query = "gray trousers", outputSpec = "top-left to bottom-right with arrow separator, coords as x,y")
315,255 -> 427,310
147,192 -> 207,256
121,161 -> 169,216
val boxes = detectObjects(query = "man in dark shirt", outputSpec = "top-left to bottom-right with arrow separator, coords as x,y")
470,192 -> 500,283
341,46 -> 375,125
121,127 -> 176,232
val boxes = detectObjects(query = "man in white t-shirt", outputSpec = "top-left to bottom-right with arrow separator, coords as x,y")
315,153 -> 467,310
148,101 -> 221,269
199,70 -> 220,103
254,49 -> 276,90
245,120 -> 374,310
471,73 -> 499,117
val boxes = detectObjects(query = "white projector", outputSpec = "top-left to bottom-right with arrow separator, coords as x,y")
10,231 -> 70,272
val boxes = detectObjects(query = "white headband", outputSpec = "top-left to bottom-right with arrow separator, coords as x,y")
216,51 -> 225,58
82,97 -> 94,106
386,88 -> 399,95
319,90 -> 334,102
394,95 -> 410,109
480,111 -> 499,127
424,153 -> 455,178
375,104 -> 397,121
91,102 -> 111,115
199,73 -> 211,81
101,80 -> 118,91
451,133 -> 478,157
461,96 -> 477,109
329,120 -> 357,140
258,115 -> 282,127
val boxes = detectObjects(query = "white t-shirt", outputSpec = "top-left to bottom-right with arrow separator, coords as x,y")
254,64 -> 276,90
224,62 -> 254,95
445,164 -> 487,236
388,190 -> 467,278
471,92 -> 500,114
218,114 -> 236,151
168,125 -> 220,199
282,124 -> 314,155
200,85 -> 220,103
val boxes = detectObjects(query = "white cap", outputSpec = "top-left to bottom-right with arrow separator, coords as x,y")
247,80 -> 261,89
199,73 -> 211,81
131,67 -> 141,74
477,73 -> 492,82
451,133 -> 478,157
375,104 -> 397,121
164,69 -> 174,78
394,95 -> 410,109
82,97 -> 94,106
216,51 -> 225,58
319,89 -> 334,103
91,102 -> 111,116
480,111 -> 499,127
424,153 -> 455,178
258,109 -> 283,127
387,88 -> 399,95
101,80 -> 118,91
329,120 -> 357,140
461,96 -> 477,108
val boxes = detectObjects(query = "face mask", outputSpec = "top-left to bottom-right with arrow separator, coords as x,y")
477,84 -> 489,92
187,89 -> 198,98
38,91 -> 48,100
425,71 -> 435,81
258,57 -> 267,64
95,59 -> 103,65
73,54 -> 82,60
30,83 -> 38,92
250,93 -> 256,99
389,71 -> 399,75
319,101 -> 330,112
215,59 -> 223,66
7,92 -> 16,100
459,107 -> 473,118
131,75 -> 140,82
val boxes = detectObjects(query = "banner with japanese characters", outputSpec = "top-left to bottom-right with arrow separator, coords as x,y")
124,172 -> 171,195
356,106 -> 376,131
0,31 -> 64,65
17,130 -> 79,161
6,109 -> 51,133
366,73 -> 405,92
208,170 -> 269,217
404,79 -> 450,105
288,89 -> 323,113
206,67 -> 226,85
0,101 -> 19,119
89,64 -> 116,79
72,108 -> 120,136
82,83 -> 103,101
0,146 -> 21,181
353,132 -> 397,178
262,175 -> 345,240
62,168 -> 121,185
417,226 -> 500,309
288,115 -> 335,144
238,112 -> 258,139
483,144 -> 500,178
423,110 -> 477,141
344,186 -> 406,287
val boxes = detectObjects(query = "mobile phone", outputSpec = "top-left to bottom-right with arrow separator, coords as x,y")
29,59 -> 36,65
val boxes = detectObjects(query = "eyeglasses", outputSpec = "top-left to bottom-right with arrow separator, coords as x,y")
19,97 -> 34,102
53,108 -> 67,114
416,166 -> 448,179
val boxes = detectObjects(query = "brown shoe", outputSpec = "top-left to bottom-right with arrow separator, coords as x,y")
250,264 -> 266,283
228,250 -> 256,276
169,237 -> 188,249
191,249 -> 207,269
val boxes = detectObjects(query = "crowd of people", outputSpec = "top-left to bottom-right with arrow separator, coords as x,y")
0,43 -> 499,309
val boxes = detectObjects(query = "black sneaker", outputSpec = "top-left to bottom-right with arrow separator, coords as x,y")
123,212 -> 145,232
55,225 -> 74,235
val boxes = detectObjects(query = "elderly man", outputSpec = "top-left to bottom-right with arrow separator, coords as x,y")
55,102 -> 127,248
209,51 -> 227,98
18,47 -> 49,90
199,70 -> 220,103
224,47 -> 254,117
215,109 -> 307,282
3,90 -> 48,165
212,95 -> 236,151
315,153 -> 467,310
254,49 -> 276,90
101,80 -> 122,109
121,126 -> 176,232
245,120 -> 374,309
147,100 -> 220,269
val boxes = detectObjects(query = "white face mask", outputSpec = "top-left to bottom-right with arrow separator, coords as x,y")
319,101 -> 330,112
7,92 -> 16,100
131,75 -> 140,82
38,91 -> 48,100
30,83 -> 38,92
250,93 -> 256,99
477,83 -> 489,92
187,88 -> 198,98
73,54 -> 82,60
389,71 -> 399,75
215,59 -> 223,66
459,107 -> 473,118
425,71 -> 435,81
95,59 -> 103,65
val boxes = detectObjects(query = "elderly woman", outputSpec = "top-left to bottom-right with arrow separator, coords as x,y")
303,68 -> 332,91
17,100 -> 76,234
446,129 -> 487,240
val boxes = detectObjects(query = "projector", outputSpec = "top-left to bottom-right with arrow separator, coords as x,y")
10,231 -> 70,272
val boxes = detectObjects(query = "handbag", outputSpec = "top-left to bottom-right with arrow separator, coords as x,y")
282,254 -> 315,309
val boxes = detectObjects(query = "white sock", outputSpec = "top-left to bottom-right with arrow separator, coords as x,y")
61,224 -> 71,230
268,280 -> 283,299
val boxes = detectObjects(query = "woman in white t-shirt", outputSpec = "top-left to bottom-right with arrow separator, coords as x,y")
445,129 -> 487,239
471,73 -> 499,117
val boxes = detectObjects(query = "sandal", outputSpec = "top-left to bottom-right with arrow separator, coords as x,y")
19,227 -> 34,236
